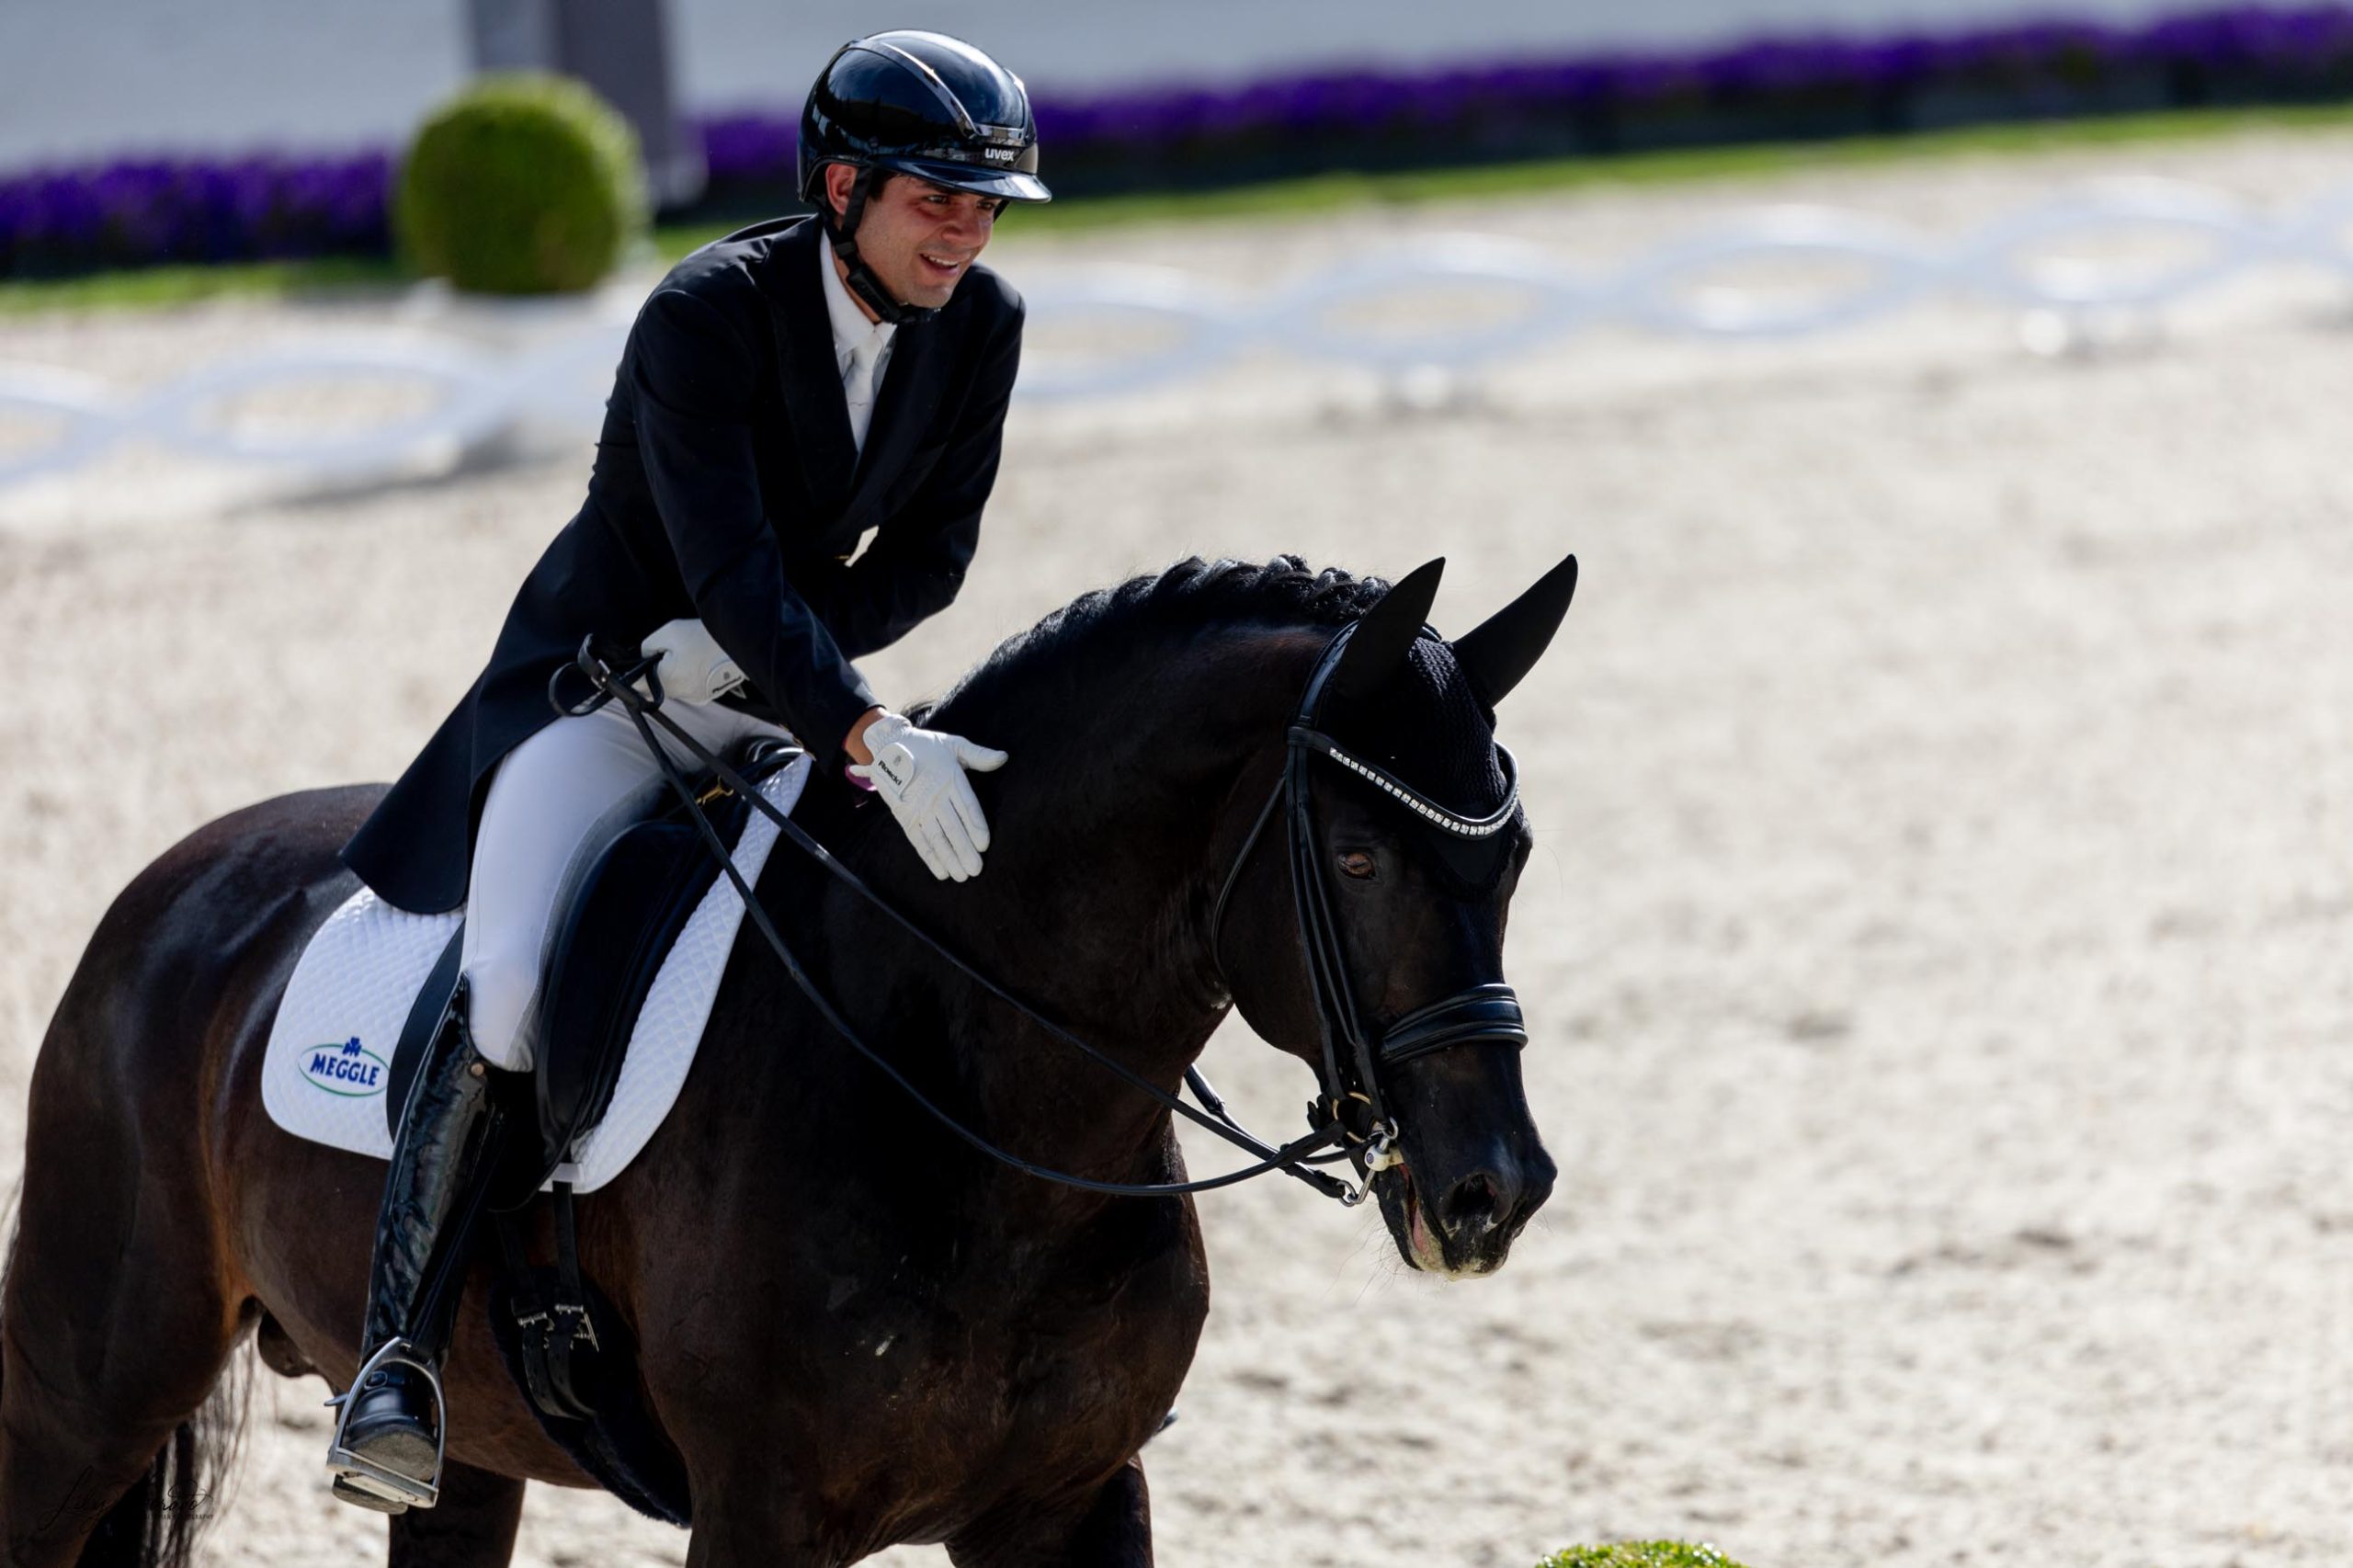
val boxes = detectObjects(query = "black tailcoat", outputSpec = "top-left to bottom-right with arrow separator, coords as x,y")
341,215 -> 1025,913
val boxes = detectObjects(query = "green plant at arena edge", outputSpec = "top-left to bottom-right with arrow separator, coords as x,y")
1538,1544 -> 1751,1568
395,73 -> 647,296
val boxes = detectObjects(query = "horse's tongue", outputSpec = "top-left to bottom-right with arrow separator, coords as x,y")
1405,1176 -> 1435,1261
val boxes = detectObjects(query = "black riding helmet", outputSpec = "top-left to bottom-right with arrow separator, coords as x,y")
799,30 -> 1051,324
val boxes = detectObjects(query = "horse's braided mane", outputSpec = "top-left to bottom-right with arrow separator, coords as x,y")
917,555 -> 1514,892
1001,553 -> 1387,663
927,555 -> 1390,720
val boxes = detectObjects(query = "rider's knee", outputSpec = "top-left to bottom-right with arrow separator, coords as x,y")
460,959 -> 538,1073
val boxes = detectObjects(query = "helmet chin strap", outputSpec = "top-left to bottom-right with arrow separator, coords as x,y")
826,166 -> 938,327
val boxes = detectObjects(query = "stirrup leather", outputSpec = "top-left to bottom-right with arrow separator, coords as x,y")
324,1336 -> 448,1510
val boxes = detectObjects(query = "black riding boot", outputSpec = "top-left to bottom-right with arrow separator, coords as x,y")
326,983 -> 503,1513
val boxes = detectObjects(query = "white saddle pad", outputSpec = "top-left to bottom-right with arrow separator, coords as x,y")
263,756 -> 813,1192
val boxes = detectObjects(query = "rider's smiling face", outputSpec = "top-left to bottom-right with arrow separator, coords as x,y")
824,165 -> 1002,317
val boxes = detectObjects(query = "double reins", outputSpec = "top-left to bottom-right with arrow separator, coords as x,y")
553,641 -> 1359,1204
553,617 -> 1530,1209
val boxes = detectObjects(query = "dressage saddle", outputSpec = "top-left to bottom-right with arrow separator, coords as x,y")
381,737 -> 805,1194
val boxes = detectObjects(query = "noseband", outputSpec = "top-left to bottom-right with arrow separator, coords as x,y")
1208,621 -> 1531,1175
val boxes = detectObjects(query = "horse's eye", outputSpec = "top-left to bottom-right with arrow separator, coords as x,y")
1337,850 -> 1377,880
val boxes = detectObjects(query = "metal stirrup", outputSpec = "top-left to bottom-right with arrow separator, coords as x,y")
324,1337 -> 449,1510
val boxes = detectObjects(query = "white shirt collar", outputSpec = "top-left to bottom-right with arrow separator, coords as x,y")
817,231 -> 895,370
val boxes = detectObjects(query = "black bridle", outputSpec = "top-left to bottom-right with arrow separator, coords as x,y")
553,619 -> 1526,1206
1207,620 -> 1531,1173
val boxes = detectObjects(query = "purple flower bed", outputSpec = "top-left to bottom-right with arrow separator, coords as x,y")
1016,4 -> 2353,184
699,3 -> 2353,199
0,150 -> 391,280
8,5 -> 2353,280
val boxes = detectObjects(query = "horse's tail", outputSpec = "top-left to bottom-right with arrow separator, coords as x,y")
0,1183 -> 254,1568
73,1351 -> 252,1568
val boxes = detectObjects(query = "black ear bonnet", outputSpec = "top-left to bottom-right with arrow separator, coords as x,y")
1324,633 -> 1519,891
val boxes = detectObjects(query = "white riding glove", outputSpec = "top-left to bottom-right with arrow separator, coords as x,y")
638,619 -> 745,705
847,711 -> 1008,882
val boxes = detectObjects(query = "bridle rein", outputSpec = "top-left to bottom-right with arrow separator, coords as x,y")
558,617 -> 1529,1207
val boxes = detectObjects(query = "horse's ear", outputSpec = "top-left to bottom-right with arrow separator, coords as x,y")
1329,558 -> 1445,708
1451,552 -> 1578,708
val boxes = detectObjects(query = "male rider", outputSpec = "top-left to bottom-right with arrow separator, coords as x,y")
324,30 -> 1047,1510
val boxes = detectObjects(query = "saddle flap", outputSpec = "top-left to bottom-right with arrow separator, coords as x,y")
534,804 -> 745,1165
531,740 -> 804,1177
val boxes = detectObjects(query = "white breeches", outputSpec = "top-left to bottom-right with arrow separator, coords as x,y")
460,699 -> 795,1071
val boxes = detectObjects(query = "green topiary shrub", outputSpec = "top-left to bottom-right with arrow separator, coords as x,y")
395,73 -> 646,296
1539,1545 -> 1751,1568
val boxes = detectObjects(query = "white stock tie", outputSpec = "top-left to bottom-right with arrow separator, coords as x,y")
843,334 -> 881,456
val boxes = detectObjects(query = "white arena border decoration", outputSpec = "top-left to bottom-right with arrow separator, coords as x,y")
4,176 -> 2350,490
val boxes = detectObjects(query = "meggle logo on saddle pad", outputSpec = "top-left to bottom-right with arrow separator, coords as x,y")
301,1037 -> 389,1096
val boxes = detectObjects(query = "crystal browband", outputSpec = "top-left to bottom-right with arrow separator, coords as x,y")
1290,728 -> 1520,839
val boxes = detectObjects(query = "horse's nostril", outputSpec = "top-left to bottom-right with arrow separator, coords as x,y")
1438,1169 -> 1512,1238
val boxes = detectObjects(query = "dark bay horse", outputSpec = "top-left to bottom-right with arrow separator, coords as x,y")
0,552 -> 1573,1568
